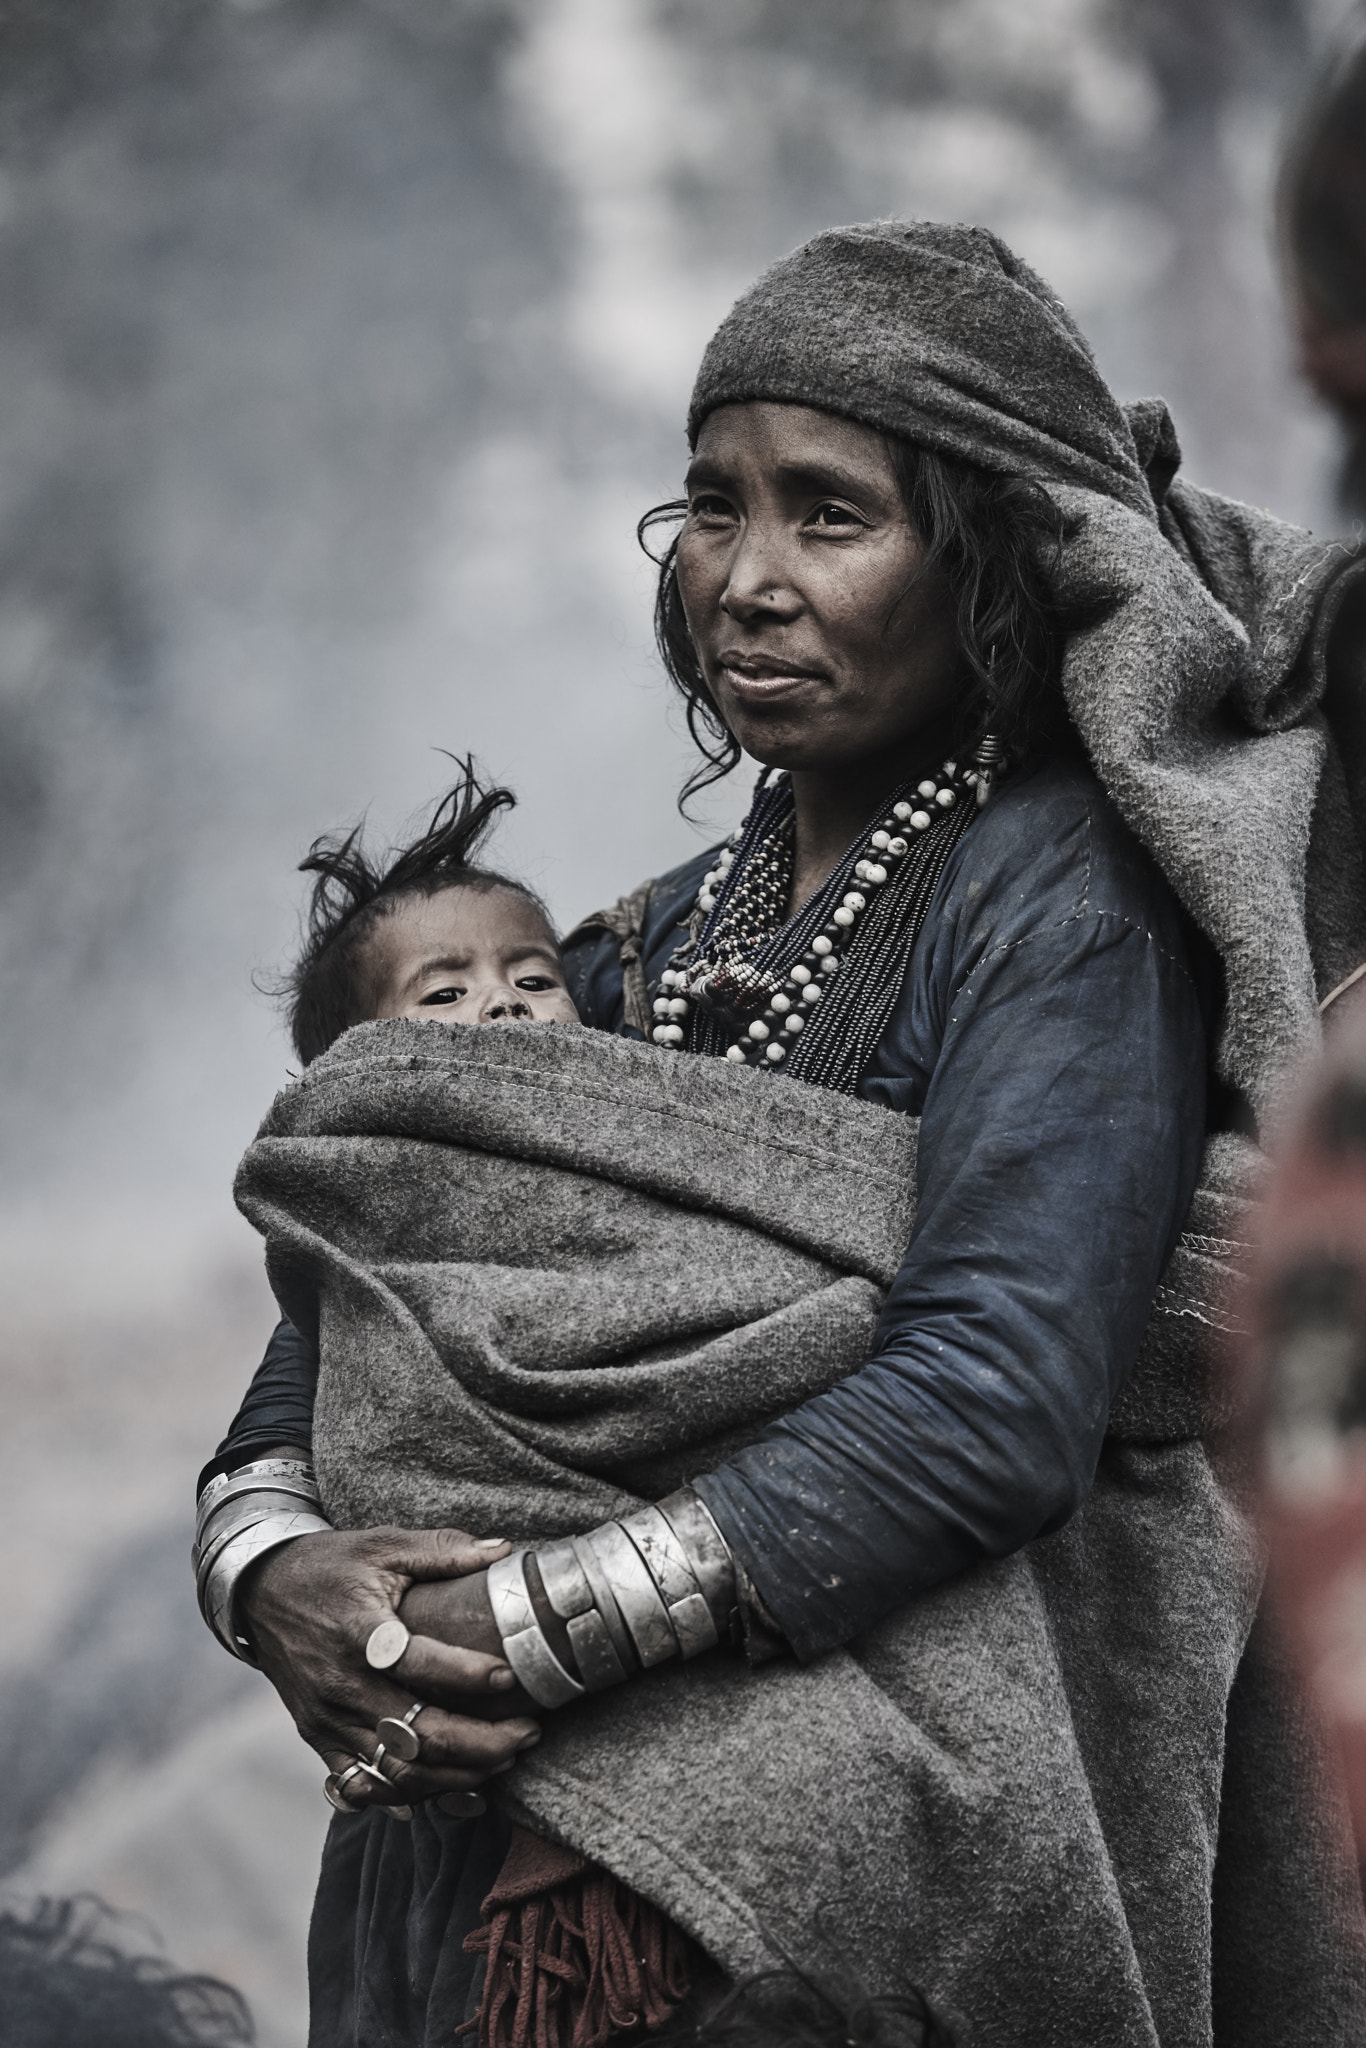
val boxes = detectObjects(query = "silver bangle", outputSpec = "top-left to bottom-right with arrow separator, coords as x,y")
485,1550 -> 585,1709
569,1535 -> 639,1675
580,1523 -> 677,1668
193,1487 -> 324,1574
618,1505 -> 719,1659
657,1489 -> 737,1634
197,1460 -> 317,1518
199,1510 -> 332,1662
537,1541 -> 632,1689
476,1493 -> 739,1705
194,1474 -> 323,1540
537,1539 -> 595,1620
194,1505 -> 291,1592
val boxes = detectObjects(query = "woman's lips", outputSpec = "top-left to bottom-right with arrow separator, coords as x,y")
718,663 -> 824,704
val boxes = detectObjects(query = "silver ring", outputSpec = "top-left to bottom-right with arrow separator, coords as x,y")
365,1618 -> 411,1670
374,1703 -> 425,1763
324,1761 -> 367,1813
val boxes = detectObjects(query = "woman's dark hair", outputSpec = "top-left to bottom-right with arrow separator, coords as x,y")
639,435 -> 1070,809
284,757 -> 553,1066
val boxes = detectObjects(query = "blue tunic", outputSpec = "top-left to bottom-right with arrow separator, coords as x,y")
210,755 -> 1209,1658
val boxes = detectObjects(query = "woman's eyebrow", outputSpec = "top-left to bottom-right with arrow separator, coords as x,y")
685,455 -> 881,499
772,456 -> 879,499
684,457 -> 731,490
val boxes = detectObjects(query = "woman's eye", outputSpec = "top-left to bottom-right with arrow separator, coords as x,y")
419,986 -> 463,1006
515,976 -> 556,992
807,501 -> 866,530
688,493 -> 737,523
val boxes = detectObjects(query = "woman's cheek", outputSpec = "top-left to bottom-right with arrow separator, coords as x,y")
675,534 -> 724,631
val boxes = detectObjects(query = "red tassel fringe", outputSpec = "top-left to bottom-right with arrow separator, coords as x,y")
460,1827 -> 691,2048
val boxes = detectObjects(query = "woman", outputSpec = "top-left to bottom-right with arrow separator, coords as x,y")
200,224 -> 1366,2046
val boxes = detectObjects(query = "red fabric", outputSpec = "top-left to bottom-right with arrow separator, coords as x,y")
460,1826 -> 691,2048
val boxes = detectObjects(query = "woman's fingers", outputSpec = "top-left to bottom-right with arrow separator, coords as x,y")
319,1709 -> 540,1810
235,1526 -> 540,1799
396,1634 -> 519,1704
393,1705 -> 541,1774
359,1525 -> 512,1584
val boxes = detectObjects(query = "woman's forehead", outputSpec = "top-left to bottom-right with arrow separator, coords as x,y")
690,401 -> 898,492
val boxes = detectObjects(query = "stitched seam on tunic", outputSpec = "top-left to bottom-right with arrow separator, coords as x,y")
951,907 -> 1203,1012
1079,801 -> 1093,914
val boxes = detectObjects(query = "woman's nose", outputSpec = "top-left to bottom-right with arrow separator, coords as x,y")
720,521 -> 800,623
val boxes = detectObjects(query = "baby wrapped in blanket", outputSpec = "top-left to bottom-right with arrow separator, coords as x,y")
238,765 -> 912,1594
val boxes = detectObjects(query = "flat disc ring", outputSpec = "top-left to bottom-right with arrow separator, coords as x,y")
374,1702 -> 426,1764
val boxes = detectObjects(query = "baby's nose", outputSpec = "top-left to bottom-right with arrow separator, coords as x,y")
478,988 -> 531,1023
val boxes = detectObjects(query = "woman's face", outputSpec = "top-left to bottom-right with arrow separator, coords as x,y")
674,402 -> 958,775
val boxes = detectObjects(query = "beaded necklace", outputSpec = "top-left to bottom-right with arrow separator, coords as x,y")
652,736 -> 1004,1095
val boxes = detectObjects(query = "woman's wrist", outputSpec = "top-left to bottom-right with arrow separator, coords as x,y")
194,1451 -> 333,1662
460,1490 -> 742,1712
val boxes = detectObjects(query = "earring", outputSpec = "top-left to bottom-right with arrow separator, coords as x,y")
974,733 -> 1004,808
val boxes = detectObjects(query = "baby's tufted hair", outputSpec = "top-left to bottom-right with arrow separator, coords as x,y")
283,756 -> 554,1065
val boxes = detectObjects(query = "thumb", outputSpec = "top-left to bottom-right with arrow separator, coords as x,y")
363,1526 -> 513,1584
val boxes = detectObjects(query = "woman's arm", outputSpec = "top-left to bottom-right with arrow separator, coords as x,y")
692,782 -> 1211,1659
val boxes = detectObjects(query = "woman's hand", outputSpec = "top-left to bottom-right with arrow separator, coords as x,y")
239,1525 -> 543,1814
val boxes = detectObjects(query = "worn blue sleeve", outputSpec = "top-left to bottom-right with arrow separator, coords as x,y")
694,760 -> 1209,1661
197,1316 -> 320,1496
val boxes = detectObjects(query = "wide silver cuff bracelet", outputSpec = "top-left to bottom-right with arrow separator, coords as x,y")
485,1549 -> 585,1708
493,1487 -> 739,1709
193,1459 -> 331,1663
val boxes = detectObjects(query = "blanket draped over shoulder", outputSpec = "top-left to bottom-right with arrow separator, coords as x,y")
235,1019 -> 1366,2048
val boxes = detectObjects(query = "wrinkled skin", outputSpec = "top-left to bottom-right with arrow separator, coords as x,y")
241,1514 -> 542,1812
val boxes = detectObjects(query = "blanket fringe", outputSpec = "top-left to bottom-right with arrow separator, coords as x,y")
461,1827 -> 691,2048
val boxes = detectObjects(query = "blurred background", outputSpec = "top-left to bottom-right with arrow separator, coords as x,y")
0,0 -> 1359,2038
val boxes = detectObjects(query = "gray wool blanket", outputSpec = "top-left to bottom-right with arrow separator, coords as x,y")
237,1019 -> 1366,2048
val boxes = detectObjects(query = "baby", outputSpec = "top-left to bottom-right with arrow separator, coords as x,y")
284,760 -> 580,1061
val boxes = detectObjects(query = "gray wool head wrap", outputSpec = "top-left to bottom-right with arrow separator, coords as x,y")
685,218 -> 1366,1124
688,220 -> 1156,519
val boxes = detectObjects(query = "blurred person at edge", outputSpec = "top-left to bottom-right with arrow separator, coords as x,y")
1239,22 -> 1366,1867
1285,20 -> 1366,515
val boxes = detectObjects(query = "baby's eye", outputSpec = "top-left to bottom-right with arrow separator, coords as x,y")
418,985 -> 464,1006
515,975 -> 557,992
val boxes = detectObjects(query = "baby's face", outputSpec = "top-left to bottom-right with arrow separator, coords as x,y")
369,884 -> 579,1028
